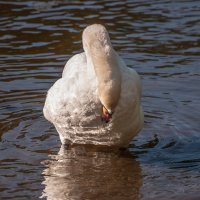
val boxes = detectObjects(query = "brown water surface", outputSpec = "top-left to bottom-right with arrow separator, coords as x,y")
0,0 -> 200,199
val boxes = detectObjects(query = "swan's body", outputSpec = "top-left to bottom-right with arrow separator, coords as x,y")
43,24 -> 143,147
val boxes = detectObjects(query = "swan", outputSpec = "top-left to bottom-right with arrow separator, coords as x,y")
43,24 -> 144,148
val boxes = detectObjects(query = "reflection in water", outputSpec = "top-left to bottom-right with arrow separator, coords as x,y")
41,146 -> 141,200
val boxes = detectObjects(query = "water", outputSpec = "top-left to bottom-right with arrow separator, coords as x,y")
0,0 -> 200,199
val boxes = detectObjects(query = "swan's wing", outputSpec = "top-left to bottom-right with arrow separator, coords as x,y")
125,65 -> 144,132
118,56 -> 142,100
62,52 -> 86,78
43,52 -> 88,123
113,56 -> 143,136
43,52 -> 99,127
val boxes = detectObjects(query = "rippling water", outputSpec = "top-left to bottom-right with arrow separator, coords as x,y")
0,0 -> 200,199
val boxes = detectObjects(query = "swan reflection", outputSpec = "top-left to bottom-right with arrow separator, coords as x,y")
41,145 -> 142,200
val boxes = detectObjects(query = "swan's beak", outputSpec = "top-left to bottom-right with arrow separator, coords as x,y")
101,106 -> 113,123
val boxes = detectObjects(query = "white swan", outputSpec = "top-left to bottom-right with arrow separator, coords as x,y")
43,24 -> 144,148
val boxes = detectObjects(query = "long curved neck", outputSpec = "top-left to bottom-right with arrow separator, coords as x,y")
89,45 -> 121,112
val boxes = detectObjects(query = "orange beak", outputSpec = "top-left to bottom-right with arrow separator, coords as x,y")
101,106 -> 112,123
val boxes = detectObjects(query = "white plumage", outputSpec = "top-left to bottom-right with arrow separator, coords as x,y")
43,24 -> 143,147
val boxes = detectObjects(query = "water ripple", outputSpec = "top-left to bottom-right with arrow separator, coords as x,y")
0,0 -> 200,199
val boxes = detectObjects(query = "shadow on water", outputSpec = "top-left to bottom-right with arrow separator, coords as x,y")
41,145 -> 142,200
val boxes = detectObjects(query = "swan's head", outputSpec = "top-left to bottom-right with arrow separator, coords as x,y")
82,24 -> 121,123
82,24 -> 112,54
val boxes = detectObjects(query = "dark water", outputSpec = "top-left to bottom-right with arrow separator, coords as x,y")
0,0 -> 200,199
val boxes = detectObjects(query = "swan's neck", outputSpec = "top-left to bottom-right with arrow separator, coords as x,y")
88,45 -> 121,112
